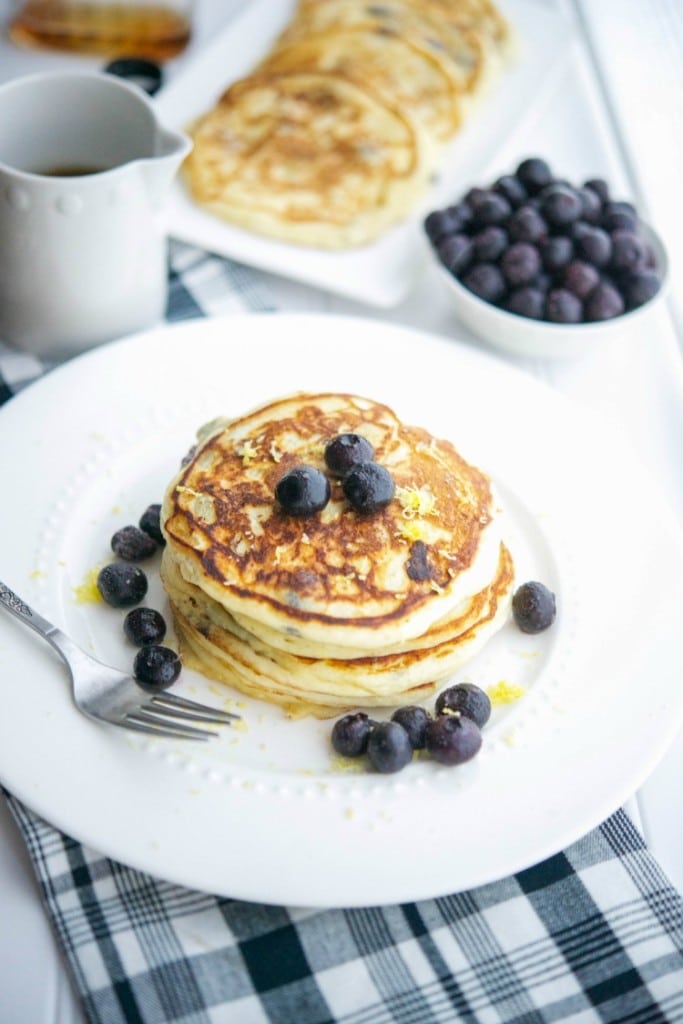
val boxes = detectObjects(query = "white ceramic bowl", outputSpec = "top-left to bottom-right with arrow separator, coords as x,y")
432,221 -> 669,360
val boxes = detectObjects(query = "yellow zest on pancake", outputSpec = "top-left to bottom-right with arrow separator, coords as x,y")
396,483 -> 437,519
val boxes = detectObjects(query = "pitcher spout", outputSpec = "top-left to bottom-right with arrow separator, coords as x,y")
141,127 -> 192,208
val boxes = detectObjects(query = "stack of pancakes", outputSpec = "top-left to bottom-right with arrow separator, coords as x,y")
160,393 -> 514,717
184,0 -> 515,248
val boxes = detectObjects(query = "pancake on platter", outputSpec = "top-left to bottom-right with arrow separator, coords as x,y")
183,0 -> 515,248
260,28 -> 462,142
184,70 -> 429,249
274,1 -> 489,100
161,392 -> 515,717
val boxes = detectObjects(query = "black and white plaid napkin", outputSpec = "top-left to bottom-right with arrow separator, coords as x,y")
2,242 -> 683,1024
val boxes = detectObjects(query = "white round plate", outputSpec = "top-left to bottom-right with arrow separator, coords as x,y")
1,314 -> 682,908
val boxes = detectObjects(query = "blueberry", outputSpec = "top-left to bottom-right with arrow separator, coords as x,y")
472,225 -> 508,262
446,201 -> 473,229
123,607 -> 167,646
576,186 -> 602,223
438,232 -> 472,274
343,462 -> 395,514
367,721 -> 413,773
97,563 -> 148,608
391,706 -> 431,749
505,286 -> 545,320
515,157 -> 553,195
424,208 -> 461,244
331,712 -> 373,757
464,186 -> 489,210
139,503 -> 165,546
461,262 -> 506,303
539,235 -> 573,273
512,581 -> 556,633
324,433 -> 374,477
583,177 -> 609,203
540,184 -> 583,226
574,226 -> 612,267
507,204 -> 548,244
584,282 -> 624,321
563,260 -> 600,300
625,271 -> 661,310
435,683 -> 491,728
545,288 -> 583,323
500,242 -> 541,287
471,191 -> 512,227
111,525 -> 157,561
493,174 -> 528,208
425,714 -> 482,765
602,207 -> 643,232
275,465 -> 330,515
610,230 -> 647,274
133,644 -> 181,690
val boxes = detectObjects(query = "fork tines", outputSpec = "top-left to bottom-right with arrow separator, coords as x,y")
127,693 -> 241,741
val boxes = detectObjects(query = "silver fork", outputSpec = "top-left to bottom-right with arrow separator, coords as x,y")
0,579 -> 239,741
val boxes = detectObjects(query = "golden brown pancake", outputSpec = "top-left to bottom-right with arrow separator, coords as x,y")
161,392 -> 505,649
183,0 -> 514,248
184,70 -> 429,249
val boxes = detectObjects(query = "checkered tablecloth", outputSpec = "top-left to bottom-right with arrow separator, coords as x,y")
2,242 -> 683,1024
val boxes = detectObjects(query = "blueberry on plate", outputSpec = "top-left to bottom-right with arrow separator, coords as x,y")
97,563 -> 148,608
391,705 -> 431,749
139,503 -> 165,546
343,462 -> 395,514
111,524 -> 157,561
133,645 -> 182,690
331,712 -> 373,757
276,465 -> 330,515
425,714 -> 482,765
435,683 -> 491,729
512,581 -> 556,633
123,607 -> 167,646
367,721 -> 413,773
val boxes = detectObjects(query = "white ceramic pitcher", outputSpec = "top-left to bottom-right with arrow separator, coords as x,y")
0,71 -> 191,358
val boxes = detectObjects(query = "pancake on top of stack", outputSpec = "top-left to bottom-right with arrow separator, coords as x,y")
183,0 -> 516,248
160,392 -> 514,717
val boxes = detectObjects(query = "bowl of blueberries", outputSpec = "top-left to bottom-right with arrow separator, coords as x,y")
424,157 -> 668,359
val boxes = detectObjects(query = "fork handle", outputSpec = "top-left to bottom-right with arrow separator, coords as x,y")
0,579 -> 83,666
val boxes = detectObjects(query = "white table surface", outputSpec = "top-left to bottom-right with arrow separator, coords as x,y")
1,2 -> 682,1021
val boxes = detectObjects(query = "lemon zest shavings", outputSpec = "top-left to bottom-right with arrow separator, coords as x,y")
73,567 -> 103,605
395,519 -> 426,543
396,484 -> 437,520
236,440 -> 259,465
487,681 -> 526,707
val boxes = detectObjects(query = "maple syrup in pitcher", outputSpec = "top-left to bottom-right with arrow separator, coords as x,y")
8,1 -> 193,61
